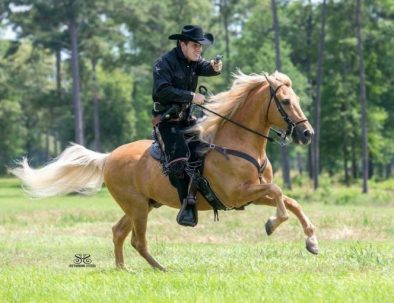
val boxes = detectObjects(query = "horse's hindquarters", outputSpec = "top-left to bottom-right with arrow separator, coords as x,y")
104,140 -> 180,209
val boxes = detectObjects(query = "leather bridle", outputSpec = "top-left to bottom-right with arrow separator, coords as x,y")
266,84 -> 308,145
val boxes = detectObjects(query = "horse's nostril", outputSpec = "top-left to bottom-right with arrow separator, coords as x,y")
303,129 -> 311,138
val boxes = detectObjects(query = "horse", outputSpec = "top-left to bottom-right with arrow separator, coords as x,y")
9,71 -> 318,271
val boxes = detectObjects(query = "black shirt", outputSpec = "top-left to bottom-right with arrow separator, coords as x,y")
152,46 -> 219,105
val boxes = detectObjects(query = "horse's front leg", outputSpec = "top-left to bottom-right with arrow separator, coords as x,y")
244,183 -> 289,235
253,194 -> 319,255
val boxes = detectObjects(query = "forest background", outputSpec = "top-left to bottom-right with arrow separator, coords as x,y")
0,0 -> 393,192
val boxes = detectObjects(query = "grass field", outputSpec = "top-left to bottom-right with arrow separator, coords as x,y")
0,177 -> 393,302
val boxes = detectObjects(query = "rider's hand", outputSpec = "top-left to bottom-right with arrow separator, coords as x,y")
210,59 -> 223,72
192,93 -> 205,105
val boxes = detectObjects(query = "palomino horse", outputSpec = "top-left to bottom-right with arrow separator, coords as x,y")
10,71 -> 318,271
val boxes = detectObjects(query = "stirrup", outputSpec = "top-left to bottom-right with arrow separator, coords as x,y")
176,195 -> 198,227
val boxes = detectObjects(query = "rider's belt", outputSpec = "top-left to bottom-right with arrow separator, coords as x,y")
153,102 -> 192,123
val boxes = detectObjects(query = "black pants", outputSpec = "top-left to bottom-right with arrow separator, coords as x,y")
157,121 -> 192,203
157,121 -> 190,163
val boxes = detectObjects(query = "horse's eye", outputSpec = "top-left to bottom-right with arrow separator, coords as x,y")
282,99 -> 290,106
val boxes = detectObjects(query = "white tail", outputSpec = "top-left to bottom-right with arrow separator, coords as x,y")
9,144 -> 109,198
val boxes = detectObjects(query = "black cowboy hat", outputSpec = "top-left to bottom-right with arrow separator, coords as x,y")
168,25 -> 213,45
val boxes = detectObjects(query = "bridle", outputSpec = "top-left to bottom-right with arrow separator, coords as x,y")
196,82 -> 309,146
266,84 -> 308,146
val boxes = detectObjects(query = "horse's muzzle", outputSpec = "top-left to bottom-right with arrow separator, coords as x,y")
293,124 -> 314,145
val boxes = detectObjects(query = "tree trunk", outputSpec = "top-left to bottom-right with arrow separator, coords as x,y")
344,144 -> 349,186
219,0 -> 231,84
368,153 -> 373,179
385,162 -> 392,179
355,0 -> 368,193
56,50 -> 62,98
351,137 -> 358,179
271,0 -> 291,189
54,50 -> 62,156
92,59 -> 101,152
379,163 -> 383,179
306,0 -> 313,87
312,0 -> 327,190
54,131 -> 59,155
45,131 -> 50,161
308,145 -> 313,179
297,152 -> 304,175
306,0 -> 314,181
69,19 -> 84,145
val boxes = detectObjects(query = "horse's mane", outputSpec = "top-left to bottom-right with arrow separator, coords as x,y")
193,70 -> 292,143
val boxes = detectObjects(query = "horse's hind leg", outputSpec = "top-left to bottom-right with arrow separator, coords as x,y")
130,203 -> 166,271
110,191 -> 165,270
112,214 -> 132,269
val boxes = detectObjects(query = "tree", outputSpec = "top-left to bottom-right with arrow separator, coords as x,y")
68,14 -> 84,145
0,42 -> 27,173
312,0 -> 327,190
355,0 -> 368,192
271,0 -> 291,189
3,0 -> 85,144
214,0 -> 241,84
3,1 -> 70,156
0,38 -> 60,164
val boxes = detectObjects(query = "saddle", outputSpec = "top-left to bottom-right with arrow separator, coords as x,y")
150,139 -> 252,221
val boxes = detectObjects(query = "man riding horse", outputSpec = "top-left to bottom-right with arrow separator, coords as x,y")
151,25 -> 222,227
10,70 -> 319,270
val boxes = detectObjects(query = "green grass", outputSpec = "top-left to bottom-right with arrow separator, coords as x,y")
0,177 -> 393,302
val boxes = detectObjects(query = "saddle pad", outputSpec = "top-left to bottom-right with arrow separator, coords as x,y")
149,142 -> 162,161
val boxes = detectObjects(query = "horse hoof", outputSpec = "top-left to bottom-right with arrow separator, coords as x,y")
265,220 -> 274,236
306,235 -> 319,255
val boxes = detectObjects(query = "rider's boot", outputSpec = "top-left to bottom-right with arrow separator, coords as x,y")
176,180 -> 198,227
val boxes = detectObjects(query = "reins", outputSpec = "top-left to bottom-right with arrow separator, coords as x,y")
196,82 -> 308,147
195,103 -> 275,142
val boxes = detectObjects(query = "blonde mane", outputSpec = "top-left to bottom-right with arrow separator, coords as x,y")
195,70 -> 292,143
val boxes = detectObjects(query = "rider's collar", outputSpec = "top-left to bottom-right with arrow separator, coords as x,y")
175,45 -> 188,61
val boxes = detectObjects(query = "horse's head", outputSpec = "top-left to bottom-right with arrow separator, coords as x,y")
264,72 -> 314,145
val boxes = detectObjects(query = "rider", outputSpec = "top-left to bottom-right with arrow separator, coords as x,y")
152,25 -> 222,227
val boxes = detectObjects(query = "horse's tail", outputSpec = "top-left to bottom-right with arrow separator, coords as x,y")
8,143 -> 109,198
